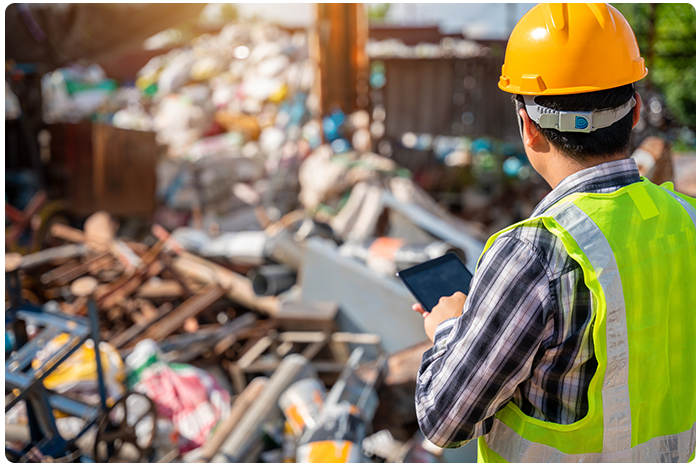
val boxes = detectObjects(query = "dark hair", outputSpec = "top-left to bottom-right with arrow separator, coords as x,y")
512,84 -> 636,163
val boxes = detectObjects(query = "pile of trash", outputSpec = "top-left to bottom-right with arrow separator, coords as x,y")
5,196 -> 482,462
41,64 -> 120,124
120,21 -> 391,238
37,19 -> 535,241
87,20 -> 487,246
366,36 -> 489,59
5,204 -> 476,462
136,23 -> 318,157
10,28 -> 493,448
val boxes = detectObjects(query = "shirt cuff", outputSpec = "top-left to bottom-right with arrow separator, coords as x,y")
434,317 -> 458,344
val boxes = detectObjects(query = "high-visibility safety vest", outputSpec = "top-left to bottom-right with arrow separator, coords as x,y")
475,178 -> 696,463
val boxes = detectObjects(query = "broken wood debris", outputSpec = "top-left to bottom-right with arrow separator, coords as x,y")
6,208 -> 428,463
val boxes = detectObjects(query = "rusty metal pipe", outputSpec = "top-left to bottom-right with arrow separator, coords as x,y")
248,265 -> 296,297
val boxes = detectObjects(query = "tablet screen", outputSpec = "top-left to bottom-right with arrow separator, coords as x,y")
397,252 -> 473,312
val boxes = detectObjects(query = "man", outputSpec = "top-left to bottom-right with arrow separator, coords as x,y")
414,3 -> 695,462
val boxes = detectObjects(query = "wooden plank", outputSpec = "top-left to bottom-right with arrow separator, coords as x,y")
158,252 -> 193,299
40,252 -> 110,286
49,224 -> 86,244
237,334 -> 276,370
171,253 -> 280,316
93,241 -> 165,310
98,260 -> 164,310
109,302 -> 174,349
140,284 -> 226,342
135,280 -> 183,299
152,224 -> 280,315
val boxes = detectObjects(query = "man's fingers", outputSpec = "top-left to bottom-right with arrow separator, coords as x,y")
422,311 -> 430,318
412,303 -> 426,313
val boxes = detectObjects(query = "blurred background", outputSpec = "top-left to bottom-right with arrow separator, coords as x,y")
6,3 -> 694,244
4,3 -> 696,464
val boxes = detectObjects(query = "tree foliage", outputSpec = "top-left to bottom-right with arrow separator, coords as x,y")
613,3 -> 696,128
367,3 -> 391,23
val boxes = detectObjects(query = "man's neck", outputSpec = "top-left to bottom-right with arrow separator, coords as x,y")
542,153 -> 629,188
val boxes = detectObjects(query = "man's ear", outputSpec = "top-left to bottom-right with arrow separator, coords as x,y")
518,108 -> 542,149
632,91 -> 642,129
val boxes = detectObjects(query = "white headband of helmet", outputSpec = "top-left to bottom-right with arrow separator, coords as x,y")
523,95 -> 636,133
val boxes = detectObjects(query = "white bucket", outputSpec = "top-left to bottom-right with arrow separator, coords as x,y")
278,377 -> 327,436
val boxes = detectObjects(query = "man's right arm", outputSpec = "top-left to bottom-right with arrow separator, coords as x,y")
415,235 -> 554,448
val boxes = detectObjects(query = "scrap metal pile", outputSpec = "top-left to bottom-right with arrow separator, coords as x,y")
5,180 -> 483,463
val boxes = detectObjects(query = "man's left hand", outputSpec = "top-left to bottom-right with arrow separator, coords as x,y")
413,292 -> 467,343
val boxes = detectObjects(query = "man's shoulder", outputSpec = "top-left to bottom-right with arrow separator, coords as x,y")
495,220 -> 579,280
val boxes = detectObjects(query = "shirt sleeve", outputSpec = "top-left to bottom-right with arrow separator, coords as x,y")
414,235 -> 553,448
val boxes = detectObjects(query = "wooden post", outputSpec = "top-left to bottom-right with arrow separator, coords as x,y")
212,355 -> 316,463
313,3 -> 369,118
198,377 -> 269,462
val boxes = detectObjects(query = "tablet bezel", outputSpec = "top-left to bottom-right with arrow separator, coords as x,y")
396,252 -> 473,313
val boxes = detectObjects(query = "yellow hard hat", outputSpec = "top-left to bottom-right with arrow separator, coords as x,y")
499,3 -> 648,96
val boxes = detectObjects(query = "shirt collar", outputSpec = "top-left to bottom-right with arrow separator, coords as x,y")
532,158 -> 641,217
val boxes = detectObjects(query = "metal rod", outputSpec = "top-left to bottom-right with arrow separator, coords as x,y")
87,297 -> 108,412
71,273 -> 111,417
6,268 -> 23,311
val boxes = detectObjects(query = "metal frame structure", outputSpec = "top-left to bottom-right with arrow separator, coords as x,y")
5,269 -> 108,462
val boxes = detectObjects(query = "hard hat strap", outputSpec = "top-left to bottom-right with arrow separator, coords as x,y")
524,96 -> 636,133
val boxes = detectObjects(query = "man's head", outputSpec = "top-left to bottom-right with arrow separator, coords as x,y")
512,85 -> 639,164
500,4 -> 646,170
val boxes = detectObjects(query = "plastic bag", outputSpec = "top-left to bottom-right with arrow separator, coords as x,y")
41,65 -> 116,123
125,340 -> 230,453
32,334 -> 126,402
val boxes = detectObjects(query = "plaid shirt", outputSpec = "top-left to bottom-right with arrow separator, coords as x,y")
415,158 -> 642,448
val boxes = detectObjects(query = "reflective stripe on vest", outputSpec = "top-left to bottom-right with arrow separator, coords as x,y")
555,204 -> 632,456
661,187 -> 696,227
484,191 -> 696,462
486,418 -> 696,462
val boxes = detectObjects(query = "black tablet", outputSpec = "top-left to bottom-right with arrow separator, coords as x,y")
396,252 -> 473,313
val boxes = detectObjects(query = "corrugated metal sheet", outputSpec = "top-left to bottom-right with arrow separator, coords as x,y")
384,59 -> 455,137
382,57 -> 520,142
